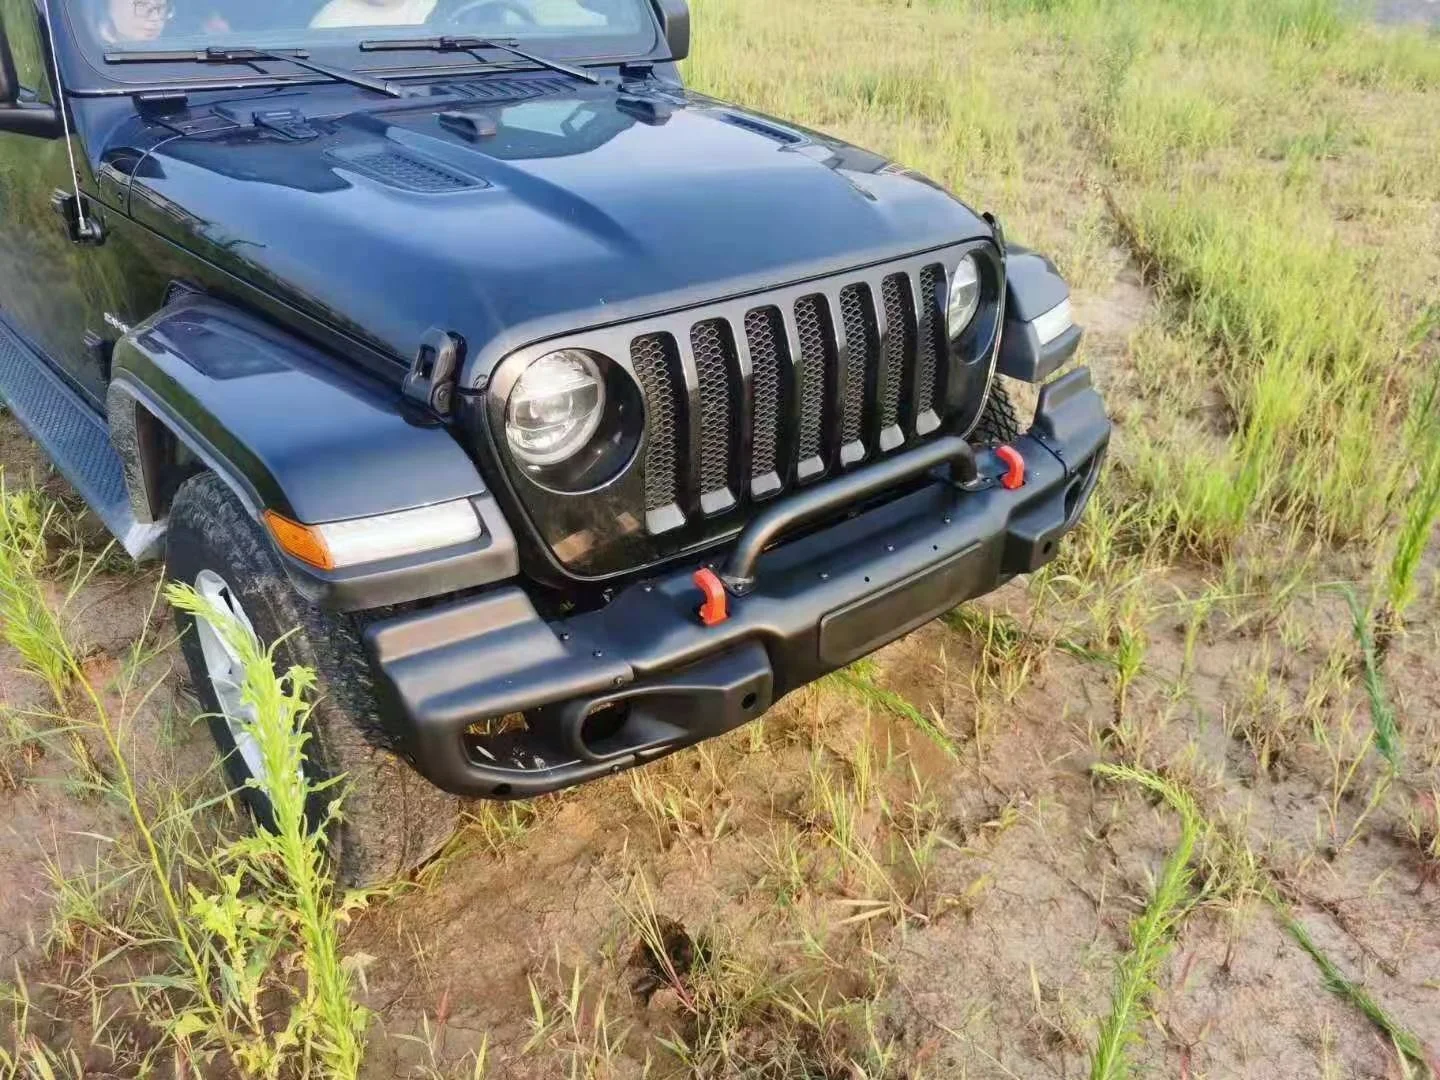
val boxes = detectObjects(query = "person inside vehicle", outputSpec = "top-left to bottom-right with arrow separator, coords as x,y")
93,0 -> 172,41
90,0 -> 232,42
310,0 -> 437,28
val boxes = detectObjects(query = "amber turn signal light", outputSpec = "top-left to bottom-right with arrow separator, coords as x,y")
263,509 -> 334,570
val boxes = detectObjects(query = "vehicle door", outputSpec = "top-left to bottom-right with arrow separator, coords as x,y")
0,0 -> 130,408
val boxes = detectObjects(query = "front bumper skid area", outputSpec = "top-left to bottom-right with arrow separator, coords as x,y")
364,369 -> 1110,798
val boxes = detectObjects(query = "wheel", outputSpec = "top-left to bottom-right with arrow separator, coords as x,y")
166,472 -> 461,886
968,380 -> 1023,447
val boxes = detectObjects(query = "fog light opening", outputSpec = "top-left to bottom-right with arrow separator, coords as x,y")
1064,478 -> 1084,523
580,701 -> 630,753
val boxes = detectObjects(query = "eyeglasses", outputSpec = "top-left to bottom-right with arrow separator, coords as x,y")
131,0 -> 173,18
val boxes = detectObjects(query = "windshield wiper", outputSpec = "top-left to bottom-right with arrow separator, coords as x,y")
360,36 -> 601,86
104,46 -> 406,98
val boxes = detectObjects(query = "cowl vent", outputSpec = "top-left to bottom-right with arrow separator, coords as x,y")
445,75 -> 574,103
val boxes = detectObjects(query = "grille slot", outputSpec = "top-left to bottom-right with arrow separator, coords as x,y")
794,294 -> 835,483
878,273 -> 914,451
744,306 -> 787,499
914,264 -> 946,435
623,258 -> 970,536
630,333 -> 686,534
837,284 -> 877,465
690,319 -> 739,515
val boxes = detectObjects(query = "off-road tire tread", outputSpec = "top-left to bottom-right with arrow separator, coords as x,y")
166,472 -> 460,886
970,381 -> 1023,447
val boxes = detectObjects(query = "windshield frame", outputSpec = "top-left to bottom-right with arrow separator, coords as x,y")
52,0 -> 665,95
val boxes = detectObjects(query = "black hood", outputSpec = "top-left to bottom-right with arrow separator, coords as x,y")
118,80 -> 992,379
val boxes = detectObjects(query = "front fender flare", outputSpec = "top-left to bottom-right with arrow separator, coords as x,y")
108,298 -> 516,609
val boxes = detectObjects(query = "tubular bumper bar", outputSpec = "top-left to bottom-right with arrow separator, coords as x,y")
363,369 -> 1111,798
721,436 -> 978,595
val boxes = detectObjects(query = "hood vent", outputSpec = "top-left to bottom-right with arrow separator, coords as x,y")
717,112 -> 803,145
327,145 -> 485,193
445,75 -> 574,103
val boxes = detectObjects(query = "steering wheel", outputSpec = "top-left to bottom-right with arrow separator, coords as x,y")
435,0 -> 538,27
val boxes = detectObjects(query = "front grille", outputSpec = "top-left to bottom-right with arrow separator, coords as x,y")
630,259 -> 954,534
489,243 -> 1001,576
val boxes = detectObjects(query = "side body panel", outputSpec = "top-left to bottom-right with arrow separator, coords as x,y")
0,0 -> 161,408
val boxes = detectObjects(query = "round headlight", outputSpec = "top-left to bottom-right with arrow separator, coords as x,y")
506,350 -> 606,467
947,254 -> 982,339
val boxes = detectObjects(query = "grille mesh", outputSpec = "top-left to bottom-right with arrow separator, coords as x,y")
879,274 -> 914,431
745,307 -> 786,483
690,320 -> 735,497
631,333 -> 682,512
915,265 -> 945,418
838,284 -> 876,448
794,295 -> 831,466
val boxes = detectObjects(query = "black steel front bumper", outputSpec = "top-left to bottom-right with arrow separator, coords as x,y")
363,369 -> 1110,798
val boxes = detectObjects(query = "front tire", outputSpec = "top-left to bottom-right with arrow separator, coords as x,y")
166,472 -> 460,886
969,380 -> 1023,447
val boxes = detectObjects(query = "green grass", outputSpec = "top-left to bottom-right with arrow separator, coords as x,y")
1279,909 -> 1435,1077
1339,585 -> 1402,770
1098,764 -> 1437,1078
827,659 -> 960,760
1090,764 -> 1204,1080
1384,381 -> 1440,621
168,583 -> 370,1079
0,496 -> 370,1076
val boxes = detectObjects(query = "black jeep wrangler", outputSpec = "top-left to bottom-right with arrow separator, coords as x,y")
0,0 -> 1108,882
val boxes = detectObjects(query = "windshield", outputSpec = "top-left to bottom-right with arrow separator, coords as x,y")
62,0 -> 658,83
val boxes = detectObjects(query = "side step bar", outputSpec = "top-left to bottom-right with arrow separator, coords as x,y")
0,319 -> 164,560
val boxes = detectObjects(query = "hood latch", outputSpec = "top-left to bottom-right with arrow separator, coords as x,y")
403,328 -> 465,418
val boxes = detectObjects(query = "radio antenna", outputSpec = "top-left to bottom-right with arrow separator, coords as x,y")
41,0 -> 101,243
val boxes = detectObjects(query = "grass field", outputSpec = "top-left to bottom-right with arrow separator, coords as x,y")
2,0 -> 1439,1076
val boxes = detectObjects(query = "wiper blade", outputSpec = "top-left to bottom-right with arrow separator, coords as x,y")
104,46 -> 406,98
360,36 -> 601,86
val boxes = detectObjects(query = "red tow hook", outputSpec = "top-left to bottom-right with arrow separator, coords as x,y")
996,445 -> 1026,490
693,567 -> 729,627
